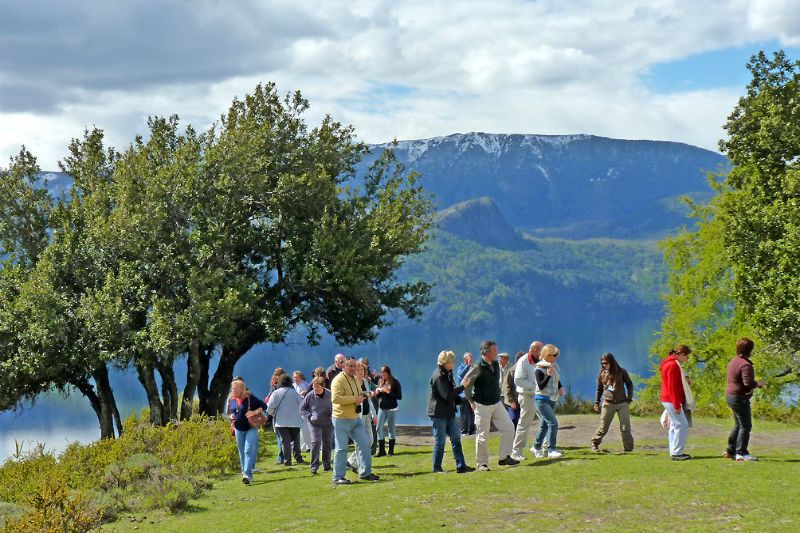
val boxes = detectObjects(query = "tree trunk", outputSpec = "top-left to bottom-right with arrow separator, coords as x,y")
197,346 -> 212,414
157,361 -> 179,423
93,364 -> 123,438
74,377 -> 114,440
136,361 -> 164,426
180,339 -> 202,420
206,340 -> 256,415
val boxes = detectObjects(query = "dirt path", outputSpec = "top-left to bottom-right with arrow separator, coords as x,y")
395,414 -> 800,452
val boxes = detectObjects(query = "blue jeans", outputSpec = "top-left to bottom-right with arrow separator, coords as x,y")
431,416 -> 466,471
377,409 -> 397,440
507,404 -> 520,428
534,398 -> 558,451
234,427 -> 260,478
275,430 -> 284,463
332,417 -> 372,480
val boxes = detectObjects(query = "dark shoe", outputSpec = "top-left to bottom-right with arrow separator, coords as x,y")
376,439 -> 386,457
323,464 -> 332,472
498,456 -> 520,466
310,469 -> 318,475
284,460 -> 293,467
388,439 -> 396,456
295,457 -> 307,464
242,476 -> 250,485
456,465 -> 475,474
332,478 -> 352,485
723,451 -> 734,459
671,454 -> 692,461
360,473 -> 380,482
433,467 -> 445,473
347,462 -> 358,474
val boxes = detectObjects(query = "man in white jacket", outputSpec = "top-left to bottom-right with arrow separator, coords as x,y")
510,340 -> 543,461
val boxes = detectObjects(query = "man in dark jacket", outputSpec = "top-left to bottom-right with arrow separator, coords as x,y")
463,341 -> 518,471
427,350 -> 475,473
326,353 -> 346,383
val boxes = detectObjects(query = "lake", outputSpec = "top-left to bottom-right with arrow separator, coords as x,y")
0,311 -> 660,462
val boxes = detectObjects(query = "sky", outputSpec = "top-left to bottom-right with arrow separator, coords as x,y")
1,0 -> 799,170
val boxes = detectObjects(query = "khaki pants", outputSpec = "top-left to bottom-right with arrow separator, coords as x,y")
591,402 -> 634,451
511,394 -> 537,456
474,401 -> 515,466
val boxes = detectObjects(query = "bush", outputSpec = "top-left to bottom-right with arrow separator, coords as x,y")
0,501 -> 24,529
556,388 -> 595,415
0,411 -> 243,528
3,476 -> 101,533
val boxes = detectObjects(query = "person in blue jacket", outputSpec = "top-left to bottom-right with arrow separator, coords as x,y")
456,352 -> 476,435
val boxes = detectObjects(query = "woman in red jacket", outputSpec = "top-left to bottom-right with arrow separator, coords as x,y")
660,344 -> 691,461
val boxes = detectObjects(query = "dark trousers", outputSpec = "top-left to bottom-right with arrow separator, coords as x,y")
506,404 -> 520,428
726,397 -> 752,455
460,402 -> 475,434
308,423 -> 333,471
276,426 -> 302,463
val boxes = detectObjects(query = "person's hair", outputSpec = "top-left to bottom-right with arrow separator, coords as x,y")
359,357 -> 369,366
600,352 -> 623,387
515,351 -> 526,363
230,378 -> 251,398
670,344 -> 691,356
438,350 -> 456,366
736,337 -> 755,357
293,370 -> 306,381
463,352 -> 472,361
279,374 -> 293,388
311,376 -> 326,388
313,367 -> 326,378
380,366 -> 396,388
356,361 -> 368,375
271,367 -> 286,384
480,340 -> 496,356
540,344 -> 560,360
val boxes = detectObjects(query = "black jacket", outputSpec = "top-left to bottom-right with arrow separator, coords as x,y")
427,365 -> 464,419
376,379 -> 403,410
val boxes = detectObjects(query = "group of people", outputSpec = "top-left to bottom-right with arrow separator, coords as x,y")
228,335 -> 766,484
227,355 -> 403,485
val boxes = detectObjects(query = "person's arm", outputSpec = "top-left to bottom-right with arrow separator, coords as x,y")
462,366 -> 481,402
623,370 -> 634,402
740,362 -> 758,393
666,364 -> 684,412
435,373 -> 464,403
391,380 -> 402,401
534,368 -> 551,390
299,394 -> 311,419
595,374 -> 604,405
266,390 -> 280,416
514,360 -> 533,392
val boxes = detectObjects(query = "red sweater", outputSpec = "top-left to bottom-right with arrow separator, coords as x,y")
659,354 -> 686,411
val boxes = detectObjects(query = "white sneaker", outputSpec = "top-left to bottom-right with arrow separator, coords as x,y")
531,447 -> 546,458
735,454 -> 758,462
547,449 -> 563,458
510,453 -> 526,462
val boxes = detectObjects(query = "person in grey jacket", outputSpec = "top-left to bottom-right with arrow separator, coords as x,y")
267,374 -> 305,466
510,340 -> 543,460
300,376 -> 334,474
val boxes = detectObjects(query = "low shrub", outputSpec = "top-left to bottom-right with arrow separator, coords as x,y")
0,501 -> 24,529
2,476 -> 102,533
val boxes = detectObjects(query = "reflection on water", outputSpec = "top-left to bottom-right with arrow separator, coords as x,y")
1,311 -> 659,462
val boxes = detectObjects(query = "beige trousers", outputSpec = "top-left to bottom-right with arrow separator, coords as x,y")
591,401 -> 634,451
511,394 -> 537,456
474,401 -> 515,465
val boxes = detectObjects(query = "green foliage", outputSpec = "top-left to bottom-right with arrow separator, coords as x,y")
402,230 -> 665,329
0,501 -> 23,529
0,413 -> 248,527
3,476 -> 102,533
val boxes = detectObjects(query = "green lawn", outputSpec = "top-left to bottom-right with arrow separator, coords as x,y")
103,416 -> 800,532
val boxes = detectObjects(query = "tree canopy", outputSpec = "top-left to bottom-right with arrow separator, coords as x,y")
0,83 -> 433,437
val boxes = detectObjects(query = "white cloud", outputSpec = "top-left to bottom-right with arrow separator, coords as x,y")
0,0 -> 797,169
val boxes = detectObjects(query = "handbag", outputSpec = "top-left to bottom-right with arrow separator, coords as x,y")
246,397 -> 268,429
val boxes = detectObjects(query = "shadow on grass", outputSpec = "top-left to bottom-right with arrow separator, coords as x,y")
522,457 -> 590,467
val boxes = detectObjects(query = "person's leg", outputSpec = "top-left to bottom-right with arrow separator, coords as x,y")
235,429 -> 247,475
734,401 -> 752,455
300,422 -> 311,452
274,429 -> 284,464
387,410 -> 397,455
490,402 -> 516,459
533,399 -> 549,450
290,427 -> 302,461
539,399 -> 559,451
322,425 -> 333,470
376,409 -> 388,440
243,428 -> 259,479
308,423 -> 322,472
276,427 -> 293,465
468,405 -> 476,433
661,402 -> 688,456
591,403 -> 616,448
350,419 -> 373,477
726,401 -> 740,456
431,417 -> 447,471
460,403 -> 469,434
332,418 -> 352,480
473,402 -> 491,466
617,403 -> 634,452
446,416 -> 467,469
512,394 -> 536,456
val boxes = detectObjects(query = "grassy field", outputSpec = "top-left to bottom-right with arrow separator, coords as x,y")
103,415 -> 800,532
